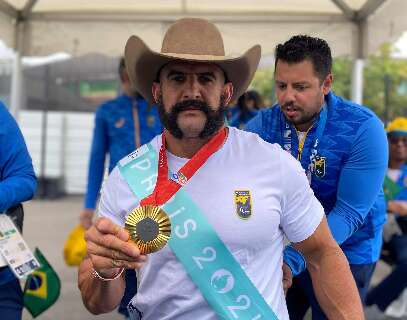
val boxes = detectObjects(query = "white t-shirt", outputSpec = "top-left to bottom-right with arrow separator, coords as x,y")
98,127 -> 324,320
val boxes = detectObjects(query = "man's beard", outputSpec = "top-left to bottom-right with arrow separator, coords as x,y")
157,97 -> 227,139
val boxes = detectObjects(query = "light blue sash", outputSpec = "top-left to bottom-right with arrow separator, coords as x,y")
118,143 -> 278,320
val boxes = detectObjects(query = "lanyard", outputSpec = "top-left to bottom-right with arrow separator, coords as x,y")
280,105 -> 327,174
140,128 -> 227,206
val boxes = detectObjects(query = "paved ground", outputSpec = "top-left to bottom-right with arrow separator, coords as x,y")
22,196 -> 122,320
19,196 -> 406,319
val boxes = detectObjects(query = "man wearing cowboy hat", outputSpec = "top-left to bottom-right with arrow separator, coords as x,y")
78,18 -> 363,320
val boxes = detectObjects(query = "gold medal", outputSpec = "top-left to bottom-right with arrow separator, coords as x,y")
125,205 -> 171,254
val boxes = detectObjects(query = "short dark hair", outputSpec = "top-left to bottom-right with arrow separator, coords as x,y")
118,57 -> 126,82
274,35 -> 332,82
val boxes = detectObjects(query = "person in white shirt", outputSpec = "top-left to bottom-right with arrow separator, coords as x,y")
78,18 -> 363,320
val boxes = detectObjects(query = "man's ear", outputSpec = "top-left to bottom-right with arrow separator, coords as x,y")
122,70 -> 130,83
322,74 -> 333,95
152,82 -> 161,104
222,83 -> 234,106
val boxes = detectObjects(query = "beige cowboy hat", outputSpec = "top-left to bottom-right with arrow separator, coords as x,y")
124,18 -> 261,104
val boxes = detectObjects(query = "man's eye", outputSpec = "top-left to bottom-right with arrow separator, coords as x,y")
277,83 -> 286,90
295,85 -> 307,91
170,75 -> 185,82
199,75 -> 213,83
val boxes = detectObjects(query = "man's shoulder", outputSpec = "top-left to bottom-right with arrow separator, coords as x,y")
327,92 -> 384,139
245,105 -> 281,138
0,101 -> 7,114
257,104 -> 281,118
115,135 -> 160,167
0,101 -> 12,120
0,102 -> 17,135
230,127 -> 284,157
96,95 -> 130,113
329,92 -> 379,124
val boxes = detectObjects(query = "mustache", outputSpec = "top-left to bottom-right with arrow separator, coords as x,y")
281,102 -> 303,110
281,102 -> 302,110
172,99 -> 212,114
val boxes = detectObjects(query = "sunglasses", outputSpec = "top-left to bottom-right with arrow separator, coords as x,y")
389,136 -> 407,145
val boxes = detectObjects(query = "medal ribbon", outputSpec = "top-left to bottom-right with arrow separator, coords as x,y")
119,141 -> 278,319
140,128 -> 227,206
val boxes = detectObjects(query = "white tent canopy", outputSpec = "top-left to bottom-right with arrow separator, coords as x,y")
1,0 -> 406,59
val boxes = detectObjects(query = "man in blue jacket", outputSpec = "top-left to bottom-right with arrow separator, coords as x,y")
0,101 -> 37,319
80,57 -> 162,318
246,35 -> 388,319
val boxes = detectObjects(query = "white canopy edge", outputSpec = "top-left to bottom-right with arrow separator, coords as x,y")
0,0 -> 406,59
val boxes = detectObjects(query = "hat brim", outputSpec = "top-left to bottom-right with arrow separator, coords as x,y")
125,35 -> 261,104
388,130 -> 407,137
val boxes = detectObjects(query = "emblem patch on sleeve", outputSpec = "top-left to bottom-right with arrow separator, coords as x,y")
234,190 -> 253,219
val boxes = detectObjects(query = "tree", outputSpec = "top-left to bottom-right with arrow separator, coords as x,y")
364,43 -> 407,121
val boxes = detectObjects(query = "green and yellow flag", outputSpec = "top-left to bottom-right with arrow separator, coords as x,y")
384,176 -> 402,202
23,248 -> 61,318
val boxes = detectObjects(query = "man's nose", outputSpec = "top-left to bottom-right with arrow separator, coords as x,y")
282,86 -> 296,104
182,75 -> 202,100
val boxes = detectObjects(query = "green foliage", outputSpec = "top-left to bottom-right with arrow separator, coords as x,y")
363,43 -> 407,120
250,69 -> 275,106
331,58 -> 352,100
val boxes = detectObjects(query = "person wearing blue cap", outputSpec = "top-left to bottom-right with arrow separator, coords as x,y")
366,117 -> 407,313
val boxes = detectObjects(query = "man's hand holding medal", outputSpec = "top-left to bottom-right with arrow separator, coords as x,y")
85,217 -> 148,280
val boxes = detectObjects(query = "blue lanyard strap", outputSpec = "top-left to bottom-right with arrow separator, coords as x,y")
280,104 -> 328,173
118,144 -> 278,320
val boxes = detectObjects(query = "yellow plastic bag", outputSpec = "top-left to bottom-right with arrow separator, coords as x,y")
63,225 -> 87,266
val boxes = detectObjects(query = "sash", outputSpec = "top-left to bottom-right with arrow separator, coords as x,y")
118,144 -> 278,320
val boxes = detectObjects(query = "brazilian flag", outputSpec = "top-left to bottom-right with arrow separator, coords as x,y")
384,176 -> 402,202
23,248 -> 61,318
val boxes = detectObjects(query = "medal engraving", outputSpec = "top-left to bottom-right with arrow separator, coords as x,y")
125,205 -> 171,254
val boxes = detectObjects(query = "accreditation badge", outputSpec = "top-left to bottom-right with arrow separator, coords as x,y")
125,205 -> 171,254
0,215 -> 40,278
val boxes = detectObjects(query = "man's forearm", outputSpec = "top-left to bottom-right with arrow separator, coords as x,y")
78,257 -> 125,314
307,246 -> 364,320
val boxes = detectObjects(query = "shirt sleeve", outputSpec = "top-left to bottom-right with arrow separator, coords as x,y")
279,149 -> 324,243
0,106 -> 37,212
84,108 -> 108,209
327,116 -> 388,244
